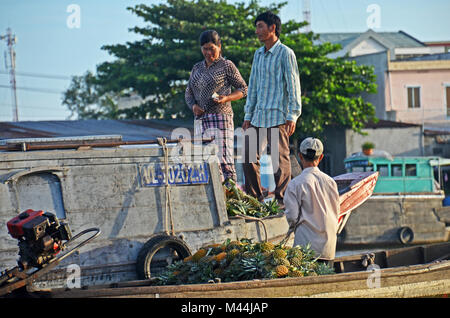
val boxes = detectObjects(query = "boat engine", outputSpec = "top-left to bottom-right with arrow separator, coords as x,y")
6,209 -> 72,270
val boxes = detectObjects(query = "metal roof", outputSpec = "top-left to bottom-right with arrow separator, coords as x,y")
0,119 -> 194,141
317,30 -> 425,49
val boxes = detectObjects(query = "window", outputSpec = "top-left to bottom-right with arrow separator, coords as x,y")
407,86 -> 421,108
352,166 -> 365,172
377,164 -> 389,177
391,164 -> 403,177
405,164 -> 417,177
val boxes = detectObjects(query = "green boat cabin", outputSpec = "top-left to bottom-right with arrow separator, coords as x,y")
344,155 -> 448,194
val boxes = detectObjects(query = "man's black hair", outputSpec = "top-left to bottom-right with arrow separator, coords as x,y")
255,11 -> 281,37
302,149 -> 319,161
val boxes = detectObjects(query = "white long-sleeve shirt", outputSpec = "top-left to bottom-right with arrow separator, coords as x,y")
284,167 -> 340,260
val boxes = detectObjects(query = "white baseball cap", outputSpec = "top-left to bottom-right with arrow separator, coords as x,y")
300,137 -> 323,159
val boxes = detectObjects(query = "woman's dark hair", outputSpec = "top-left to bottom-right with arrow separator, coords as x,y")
255,11 -> 281,37
199,30 -> 221,47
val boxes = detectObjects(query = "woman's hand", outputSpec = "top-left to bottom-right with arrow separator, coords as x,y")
213,90 -> 243,104
213,95 -> 229,104
192,104 -> 205,117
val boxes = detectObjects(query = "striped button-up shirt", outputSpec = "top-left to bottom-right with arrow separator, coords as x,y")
244,40 -> 302,127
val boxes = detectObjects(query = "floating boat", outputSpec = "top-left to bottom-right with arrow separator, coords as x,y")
28,241 -> 450,298
0,136 -> 377,292
340,154 -> 450,246
334,171 -> 379,234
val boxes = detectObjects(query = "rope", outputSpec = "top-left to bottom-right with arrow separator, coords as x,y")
279,227 -> 294,246
157,137 -> 175,236
234,214 -> 268,243
279,216 -> 303,246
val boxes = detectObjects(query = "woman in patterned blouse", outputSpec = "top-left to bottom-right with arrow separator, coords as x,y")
185,30 -> 248,182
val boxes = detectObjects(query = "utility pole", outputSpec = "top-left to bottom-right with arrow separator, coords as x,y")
302,0 -> 312,33
1,28 -> 19,122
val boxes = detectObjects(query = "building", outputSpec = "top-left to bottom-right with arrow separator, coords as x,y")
323,120 -> 423,176
317,30 -> 450,127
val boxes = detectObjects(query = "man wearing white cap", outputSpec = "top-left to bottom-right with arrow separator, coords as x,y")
284,137 -> 340,264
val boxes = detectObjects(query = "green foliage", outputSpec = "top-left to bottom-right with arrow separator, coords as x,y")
63,0 -> 377,135
153,239 -> 334,285
362,141 -> 375,150
62,71 -> 120,119
224,179 -> 282,218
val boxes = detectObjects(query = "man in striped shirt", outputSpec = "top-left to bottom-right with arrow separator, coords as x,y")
242,11 -> 302,207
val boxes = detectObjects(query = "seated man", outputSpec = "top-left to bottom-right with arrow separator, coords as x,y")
284,137 -> 340,264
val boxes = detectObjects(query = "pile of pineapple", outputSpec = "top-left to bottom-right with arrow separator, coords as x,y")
153,238 -> 335,286
224,179 -> 282,218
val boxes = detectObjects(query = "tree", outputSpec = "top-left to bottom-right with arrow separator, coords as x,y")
62,71 -> 120,120
63,0 -> 377,137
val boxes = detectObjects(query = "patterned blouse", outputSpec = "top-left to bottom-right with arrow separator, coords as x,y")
185,57 -> 248,116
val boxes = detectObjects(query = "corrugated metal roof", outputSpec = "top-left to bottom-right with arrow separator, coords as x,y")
0,119 -> 194,141
317,30 -> 425,49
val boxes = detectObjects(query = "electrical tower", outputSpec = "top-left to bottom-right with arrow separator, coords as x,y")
1,28 -> 19,122
302,0 -> 311,33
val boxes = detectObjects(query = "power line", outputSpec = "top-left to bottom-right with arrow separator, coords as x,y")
0,102 -> 69,112
0,70 -> 71,80
0,84 -> 64,94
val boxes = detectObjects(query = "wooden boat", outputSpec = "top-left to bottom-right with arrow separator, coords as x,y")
0,137 -> 379,293
334,171 -> 379,234
29,241 -> 450,298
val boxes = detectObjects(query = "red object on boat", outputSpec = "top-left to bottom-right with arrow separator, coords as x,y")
7,209 -> 45,239
334,171 -> 379,234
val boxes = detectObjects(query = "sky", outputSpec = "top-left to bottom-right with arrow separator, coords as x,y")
0,0 -> 449,122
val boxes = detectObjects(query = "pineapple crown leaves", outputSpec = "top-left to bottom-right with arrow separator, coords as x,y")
223,179 -> 282,218
153,239 -> 334,285
238,253 -> 268,280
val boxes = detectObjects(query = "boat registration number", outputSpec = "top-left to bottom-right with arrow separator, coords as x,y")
139,162 -> 209,186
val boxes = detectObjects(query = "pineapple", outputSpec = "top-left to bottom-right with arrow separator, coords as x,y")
287,246 -> 304,259
260,241 -> 275,252
275,265 -> 289,277
226,240 -> 242,251
214,252 -> 227,262
227,248 -> 240,262
289,256 -> 303,268
199,255 -> 214,264
273,257 -> 290,267
192,248 -> 207,262
273,248 -> 287,259
288,269 -> 304,278
154,238 -> 335,286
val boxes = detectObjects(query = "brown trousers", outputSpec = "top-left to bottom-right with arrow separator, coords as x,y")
242,124 -> 291,202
